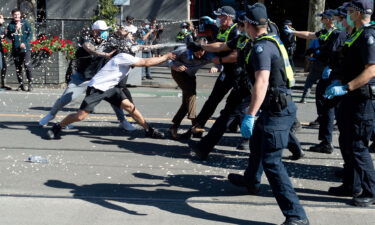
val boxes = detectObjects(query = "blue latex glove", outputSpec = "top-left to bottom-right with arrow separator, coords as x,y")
241,114 -> 255,138
324,84 -> 349,99
284,25 -> 294,34
321,66 -> 332,79
200,16 -> 215,25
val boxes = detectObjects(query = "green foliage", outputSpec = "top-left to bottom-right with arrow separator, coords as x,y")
92,0 -> 119,29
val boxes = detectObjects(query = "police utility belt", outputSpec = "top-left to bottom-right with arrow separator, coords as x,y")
349,84 -> 375,100
262,88 -> 292,112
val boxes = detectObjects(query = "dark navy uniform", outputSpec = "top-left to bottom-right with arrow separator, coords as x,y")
311,29 -> 347,153
192,23 -> 238,130
335,24 -> 375,197
193,34 -> 252,157
243,35 -> 307,220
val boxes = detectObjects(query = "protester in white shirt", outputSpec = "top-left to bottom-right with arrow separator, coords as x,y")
124,16 -> 138,34
47,52 -> 176,140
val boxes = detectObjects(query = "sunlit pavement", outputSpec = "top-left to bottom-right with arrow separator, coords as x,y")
0,83 -> 374,225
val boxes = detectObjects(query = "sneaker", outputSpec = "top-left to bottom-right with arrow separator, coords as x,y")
46,123 -> 62,139
236,138 -> 250,150
291,120 -> 302,133
146,76 -> 153,80
39,113 -> 55,127
119,120 -> 136,131
309,142 -> 334,154
281,218 -> 309,225
65,124 -> 75,130
298,98 -> 307,104
145,127 -> 165,139
227,173 -> 260,194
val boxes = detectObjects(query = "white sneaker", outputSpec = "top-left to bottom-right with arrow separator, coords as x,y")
39,113 -> 55,127
119,120 -> 136,131
64,124 -> 75,130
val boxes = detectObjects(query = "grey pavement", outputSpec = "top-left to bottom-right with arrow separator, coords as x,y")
0,67 -> 374,225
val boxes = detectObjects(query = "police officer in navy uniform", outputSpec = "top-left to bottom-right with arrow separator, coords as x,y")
285,9 -> 344,154
185,6 -> 239,137
189,15 -> 253,157
324,0 -> 375,207
227,3 -> 309,225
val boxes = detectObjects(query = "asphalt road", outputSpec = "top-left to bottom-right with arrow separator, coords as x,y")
0,84 -> 374,225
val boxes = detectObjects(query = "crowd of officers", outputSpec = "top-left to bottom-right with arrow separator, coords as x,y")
1,1 -> 375,224
173,1 -> 375,224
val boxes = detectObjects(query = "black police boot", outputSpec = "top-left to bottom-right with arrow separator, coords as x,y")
328,184 -> 356,197
227,173 -> 260,195
189,142 -> 209,161
47,123 -> 62,139
236,138 -> 250,150
309,141 -> 334,154
352,194 -> 375,207
334,169 -> 344,178
145,127 -> 165,139
281,218 -> 309,225
288,150 -> 305,161
308,118 -> 319,128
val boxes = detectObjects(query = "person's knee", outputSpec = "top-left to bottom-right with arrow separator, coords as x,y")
76,110 -> 89,121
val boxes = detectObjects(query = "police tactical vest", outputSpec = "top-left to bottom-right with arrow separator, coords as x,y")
216,23 -> 237,42
236,35 -> 249,50
319,28 -> 337,41
246,35 -> 295,88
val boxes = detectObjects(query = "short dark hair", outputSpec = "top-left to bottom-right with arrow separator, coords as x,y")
126,16 -> 134,21
11,8 -> 21,15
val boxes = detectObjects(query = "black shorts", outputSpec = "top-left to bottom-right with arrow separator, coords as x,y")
80,87 -> 128,113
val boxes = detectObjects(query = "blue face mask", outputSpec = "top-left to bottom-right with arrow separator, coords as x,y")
100,31 -> 109,40
145,25 -> 150,29
346,13 -> 355,28
216,18 -> 221,27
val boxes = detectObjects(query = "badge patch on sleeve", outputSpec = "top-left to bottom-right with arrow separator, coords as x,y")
367,36 -> 375,46
255,45 -> 264,54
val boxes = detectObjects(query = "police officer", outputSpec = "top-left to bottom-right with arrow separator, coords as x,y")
186,6 -> 239,138
286,9 -> 345,154
281,20 -> 297,71
324,0 -> 375,207
228,3 -> 309,225
189,15 -> 253,156
176,22 -> 194,44
190,17 -> 305,160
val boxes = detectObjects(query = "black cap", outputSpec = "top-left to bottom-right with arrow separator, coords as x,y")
283,19 -> 292,25
213,6 -> 236,17
316,9 -> 336,19
333,4 -> 348,17
349,0 -> 374,15
244,3 -> 268,26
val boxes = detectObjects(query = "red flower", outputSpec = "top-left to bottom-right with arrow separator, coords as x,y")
66,40 -> 72,45
3,48 -> 7,53
53,36 -> 59,40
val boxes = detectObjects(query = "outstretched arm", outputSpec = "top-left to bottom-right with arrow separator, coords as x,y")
132,52 -> 175,67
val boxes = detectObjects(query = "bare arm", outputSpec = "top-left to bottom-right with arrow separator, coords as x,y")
142,29 -> 154,41
292,31 -> 317,40
247,70 -> 270,116
347,64 -> 375,91
202,42 -> 231,52
82,42 -> 114,58
133,53 -> 175,67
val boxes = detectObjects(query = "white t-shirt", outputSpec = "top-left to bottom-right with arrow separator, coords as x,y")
88,53 -> 140,91
124,24 -> 138,34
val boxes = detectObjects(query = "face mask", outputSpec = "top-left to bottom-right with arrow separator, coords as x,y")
337,22 -> 346,32
100,31 -> 109,40
216,18 -> 221,27
346,13 -> 355,28
181,28 -> 188,33
145,25 -> 150,29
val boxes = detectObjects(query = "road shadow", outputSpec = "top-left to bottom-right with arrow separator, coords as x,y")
44,173 -> 275,225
